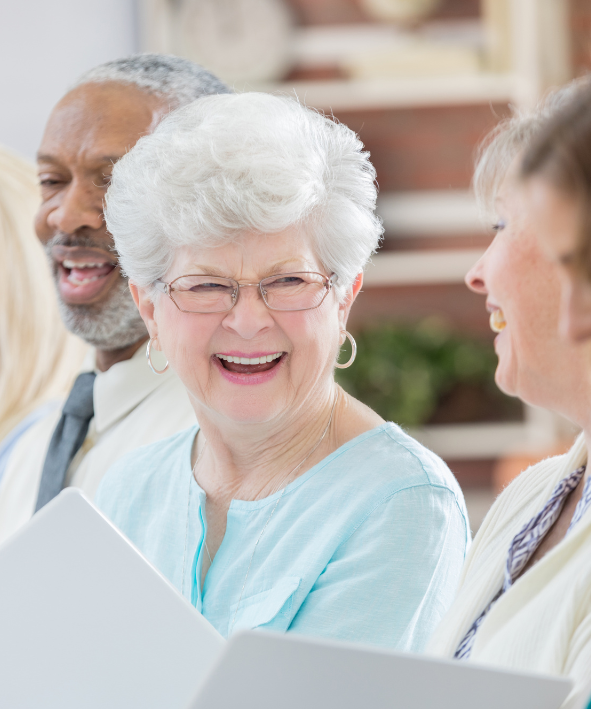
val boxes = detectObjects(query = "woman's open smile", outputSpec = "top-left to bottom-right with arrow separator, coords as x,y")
213,350 -> 287,385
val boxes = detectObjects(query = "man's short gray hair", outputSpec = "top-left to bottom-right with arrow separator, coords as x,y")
105,92 -> 383,298
73,53 -> 231,109
474,79 -> 589,224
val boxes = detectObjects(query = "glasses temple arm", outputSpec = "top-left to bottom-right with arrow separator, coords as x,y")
153,280 -> 169,294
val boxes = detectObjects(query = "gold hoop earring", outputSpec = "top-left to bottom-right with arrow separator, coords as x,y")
335,330 -> 357,369
146,338 -> 169,375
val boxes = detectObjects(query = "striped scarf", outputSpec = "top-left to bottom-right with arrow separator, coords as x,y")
455,466 -> 591,660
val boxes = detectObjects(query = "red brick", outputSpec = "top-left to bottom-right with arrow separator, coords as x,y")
381,233 -> 492,251
570,0 -> 591,75
348,283 -> 493,336
333,104 -> 510,191
287,0 -> 480,25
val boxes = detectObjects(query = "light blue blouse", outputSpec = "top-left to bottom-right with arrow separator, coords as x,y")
95,422 -> 470,651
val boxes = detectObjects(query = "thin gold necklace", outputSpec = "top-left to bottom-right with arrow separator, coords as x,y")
185,389 -> 338,631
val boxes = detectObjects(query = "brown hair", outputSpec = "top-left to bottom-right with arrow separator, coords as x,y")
521,77 -> 591,275
472,79 -> 587,227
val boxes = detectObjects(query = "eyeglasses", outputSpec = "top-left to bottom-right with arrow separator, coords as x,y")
153,271 -> 337,314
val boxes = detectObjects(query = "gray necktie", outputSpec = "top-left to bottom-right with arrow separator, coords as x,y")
35,372 -> 97,512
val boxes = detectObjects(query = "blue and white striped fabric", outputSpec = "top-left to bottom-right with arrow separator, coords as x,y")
455,466 -> 590,660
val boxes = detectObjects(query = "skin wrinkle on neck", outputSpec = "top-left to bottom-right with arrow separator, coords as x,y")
191,382 -> 339,503
193,384 -> 367,587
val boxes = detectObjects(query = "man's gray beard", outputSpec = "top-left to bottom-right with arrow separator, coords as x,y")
45,233 -> 148,350
56,274 -> 148,350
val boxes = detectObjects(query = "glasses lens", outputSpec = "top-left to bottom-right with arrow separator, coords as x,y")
171,275 -> 236,313
261,272 -> 328,311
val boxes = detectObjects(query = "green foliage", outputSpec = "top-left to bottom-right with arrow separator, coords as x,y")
335,318 -> 517,427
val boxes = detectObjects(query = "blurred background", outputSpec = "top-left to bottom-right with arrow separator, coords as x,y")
2,0 -> 590,531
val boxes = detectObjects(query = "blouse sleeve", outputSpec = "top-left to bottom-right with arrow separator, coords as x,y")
287,483 -> 469,652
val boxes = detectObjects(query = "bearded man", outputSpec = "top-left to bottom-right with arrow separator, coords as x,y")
0,55 -> 230,543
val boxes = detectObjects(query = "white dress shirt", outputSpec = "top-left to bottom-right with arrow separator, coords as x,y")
0,345 -> 196,545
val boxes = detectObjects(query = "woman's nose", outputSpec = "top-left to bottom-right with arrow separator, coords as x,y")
464,253 -> 488,295
222,286 -> 276,339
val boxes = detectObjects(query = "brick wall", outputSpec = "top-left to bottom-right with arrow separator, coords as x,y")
334,103 -> 509,192
571,0 -> 591,75
282,0 -> 504,341
288,0 -> 480,25
348,283 -> 492,337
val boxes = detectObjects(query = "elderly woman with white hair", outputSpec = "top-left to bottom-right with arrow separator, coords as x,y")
95,92 -> 469,648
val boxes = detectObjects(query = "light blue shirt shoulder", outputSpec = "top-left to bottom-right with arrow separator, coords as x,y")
96,422 -> 469,651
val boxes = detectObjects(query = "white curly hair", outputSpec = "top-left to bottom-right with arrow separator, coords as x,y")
105,92 -> 383,300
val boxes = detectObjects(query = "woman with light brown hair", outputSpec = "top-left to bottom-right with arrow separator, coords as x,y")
0,146 -> 86,480
427,80 -> 591,709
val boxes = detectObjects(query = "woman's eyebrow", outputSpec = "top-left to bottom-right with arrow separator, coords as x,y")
184,265 -> 227,276
183,259 -> 314,278
265,259 -> 313,273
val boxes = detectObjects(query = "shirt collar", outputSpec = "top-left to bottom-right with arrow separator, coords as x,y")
83,344 -> 177,433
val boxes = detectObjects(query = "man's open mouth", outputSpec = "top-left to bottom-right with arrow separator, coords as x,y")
215,352 -> 284,374
51,245 -> 119,303
61,258 -> 116,286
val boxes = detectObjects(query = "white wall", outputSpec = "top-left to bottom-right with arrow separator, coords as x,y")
0,0 -> 138,161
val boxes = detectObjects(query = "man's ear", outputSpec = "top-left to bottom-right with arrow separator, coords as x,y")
129,283 -> 158,340
338,272 -> 363,330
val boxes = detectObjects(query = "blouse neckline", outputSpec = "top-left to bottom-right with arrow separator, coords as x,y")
185,422 -> 393,511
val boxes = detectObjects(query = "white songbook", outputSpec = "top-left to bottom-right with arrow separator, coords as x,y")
0,489 -> 224,709
0,489 -> 574,709
187,631 -> 572,709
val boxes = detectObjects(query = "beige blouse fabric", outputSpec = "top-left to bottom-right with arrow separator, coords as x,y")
427,433 -> 591,709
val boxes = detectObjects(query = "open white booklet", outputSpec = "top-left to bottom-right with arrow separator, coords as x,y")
0,489 -> 224,709
0,489 -> 572,709
188,631 -> 572,709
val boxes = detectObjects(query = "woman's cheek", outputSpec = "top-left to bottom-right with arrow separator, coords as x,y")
494,329 -> 518,396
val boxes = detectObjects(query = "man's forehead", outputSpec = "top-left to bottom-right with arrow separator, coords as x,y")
38,82 -> 166,163
37,150 -> 125,168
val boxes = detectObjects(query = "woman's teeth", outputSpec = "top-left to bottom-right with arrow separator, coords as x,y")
216,353 -> 282,365
490,309 -> 507,333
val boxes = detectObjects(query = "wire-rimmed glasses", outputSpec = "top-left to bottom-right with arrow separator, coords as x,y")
153,271 -> 337,313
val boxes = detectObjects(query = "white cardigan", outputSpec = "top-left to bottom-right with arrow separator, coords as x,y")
427,433 -> 591,709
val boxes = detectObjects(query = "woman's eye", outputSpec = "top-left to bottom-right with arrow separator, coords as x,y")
189,282 -> 226,291
492,220 -> 506,232
269,276 -> 303,286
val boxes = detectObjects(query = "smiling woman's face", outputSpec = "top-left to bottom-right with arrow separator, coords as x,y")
137,229 -> 352,424
464,168 -> 590,420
